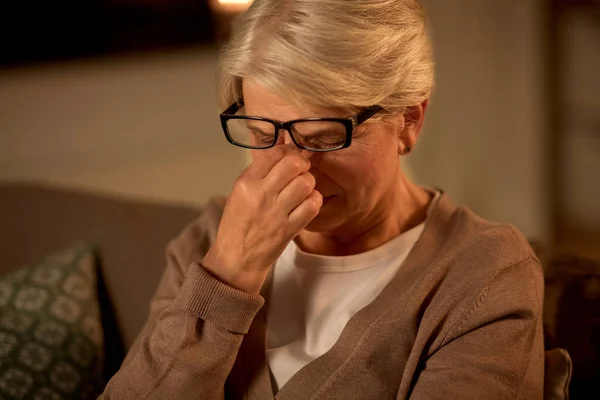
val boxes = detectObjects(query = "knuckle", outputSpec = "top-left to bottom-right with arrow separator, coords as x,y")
233,178 -> 262,206
237,168 -> 255,183
271,145 -> 291,161
314,190 -> 324,204
305,172 -> 316,187
292,174 -> 311,193
249,194 -> 264,210
301,175 -> 316,193
300,180 -> 313,194
233,176 -> 250,193
288,154 -> 309,172
309,192 -> 323,210
272,146 -> 286,159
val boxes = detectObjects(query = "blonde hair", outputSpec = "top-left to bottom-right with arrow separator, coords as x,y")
217,0 -> 434,117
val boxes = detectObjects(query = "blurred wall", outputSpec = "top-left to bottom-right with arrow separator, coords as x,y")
1,0 -> 551,239
411,0 -> 549,240
561,9 -> 600,229
0,49 -> 247,207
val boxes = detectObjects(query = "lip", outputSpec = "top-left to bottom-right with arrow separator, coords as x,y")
322,195 -> 336,206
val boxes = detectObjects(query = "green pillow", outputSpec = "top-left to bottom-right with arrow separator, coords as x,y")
0,244 -> 104,399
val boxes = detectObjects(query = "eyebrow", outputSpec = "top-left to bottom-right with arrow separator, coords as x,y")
246,121 -> 272,135
246,120 -> 344,137
292,122 -> 344,137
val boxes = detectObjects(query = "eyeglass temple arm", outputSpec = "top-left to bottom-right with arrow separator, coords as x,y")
222,99 -> 245,116
355,106 -> 383,126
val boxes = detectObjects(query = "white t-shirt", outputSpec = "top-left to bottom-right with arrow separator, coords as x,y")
266,191 -> 439,390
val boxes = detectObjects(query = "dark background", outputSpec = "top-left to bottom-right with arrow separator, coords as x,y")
0,0 -> 215,66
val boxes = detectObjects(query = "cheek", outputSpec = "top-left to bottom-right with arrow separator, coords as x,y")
345,138 -> 395,178
316,146 -> 390,198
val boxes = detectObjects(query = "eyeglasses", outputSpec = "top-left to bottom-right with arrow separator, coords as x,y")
219,99 -> 382,152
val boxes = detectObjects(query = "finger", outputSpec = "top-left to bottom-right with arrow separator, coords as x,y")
299,149 -> 315,160
264,153 -> 312,193
288,190 -> 323,232
277,172 -> 316,212
244,144 -> 301,179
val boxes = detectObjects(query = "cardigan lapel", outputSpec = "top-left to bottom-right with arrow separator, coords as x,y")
275,194 -> 457,400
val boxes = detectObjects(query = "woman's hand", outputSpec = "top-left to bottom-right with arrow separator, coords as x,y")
202,144 -> 322,294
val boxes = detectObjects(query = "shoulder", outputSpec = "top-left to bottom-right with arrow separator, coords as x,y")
418,194 -> 544,323
441,205 -> 543,302
429,194 -> 541,282
416,195 -> 544,348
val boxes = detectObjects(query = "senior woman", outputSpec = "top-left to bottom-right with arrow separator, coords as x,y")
102,0 -> 544,399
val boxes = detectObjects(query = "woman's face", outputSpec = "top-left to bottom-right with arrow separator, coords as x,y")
243,79 -> 406,235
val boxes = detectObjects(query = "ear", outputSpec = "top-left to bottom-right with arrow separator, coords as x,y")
397,99 -> 429,155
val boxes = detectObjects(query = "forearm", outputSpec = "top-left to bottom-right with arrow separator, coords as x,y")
103,310 -> 242,398
407,258 -> 544,400
102,263 -> 264,399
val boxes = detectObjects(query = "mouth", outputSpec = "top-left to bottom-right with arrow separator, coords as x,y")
322,195 -> 336,206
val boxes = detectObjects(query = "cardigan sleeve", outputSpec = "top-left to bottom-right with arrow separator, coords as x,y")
100,212 -> 264,400
408,257 -> 545,400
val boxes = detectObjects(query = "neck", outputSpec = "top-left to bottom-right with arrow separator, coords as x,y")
296,174 -> 431,256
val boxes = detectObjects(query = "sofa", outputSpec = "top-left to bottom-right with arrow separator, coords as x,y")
1,183 -> 597,399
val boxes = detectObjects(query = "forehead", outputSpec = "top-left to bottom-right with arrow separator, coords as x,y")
242,79 -> 348,121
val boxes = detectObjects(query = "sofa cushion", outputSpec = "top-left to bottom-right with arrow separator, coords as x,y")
0,243 -> 104,399
544,348 -> 572,400
0,183 -> 200,378
542,252 -> 600,399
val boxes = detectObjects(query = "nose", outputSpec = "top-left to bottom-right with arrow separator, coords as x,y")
276,129 -> 315,159
280,130 -> 294,145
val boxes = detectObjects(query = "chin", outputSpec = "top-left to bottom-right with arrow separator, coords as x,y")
301,195 -> 347,232
303,208 -> 345,233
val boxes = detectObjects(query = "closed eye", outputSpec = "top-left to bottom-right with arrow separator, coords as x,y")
247,123 -> 274,138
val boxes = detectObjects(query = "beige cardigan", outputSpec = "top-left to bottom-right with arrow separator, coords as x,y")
102,193 -> 544,399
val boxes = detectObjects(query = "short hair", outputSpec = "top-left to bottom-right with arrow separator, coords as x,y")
217,0 -> 435,118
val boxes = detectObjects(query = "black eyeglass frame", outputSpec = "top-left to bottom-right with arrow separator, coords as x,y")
219,99 -> 382,152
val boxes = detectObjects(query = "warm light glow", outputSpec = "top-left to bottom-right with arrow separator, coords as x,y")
211,0 -> 253,13
218,0 -> 253,4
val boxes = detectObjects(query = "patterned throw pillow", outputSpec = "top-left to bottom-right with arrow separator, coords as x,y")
0,244 -> 104,399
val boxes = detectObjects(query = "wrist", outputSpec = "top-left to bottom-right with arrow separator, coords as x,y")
202,251 -> 268,295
